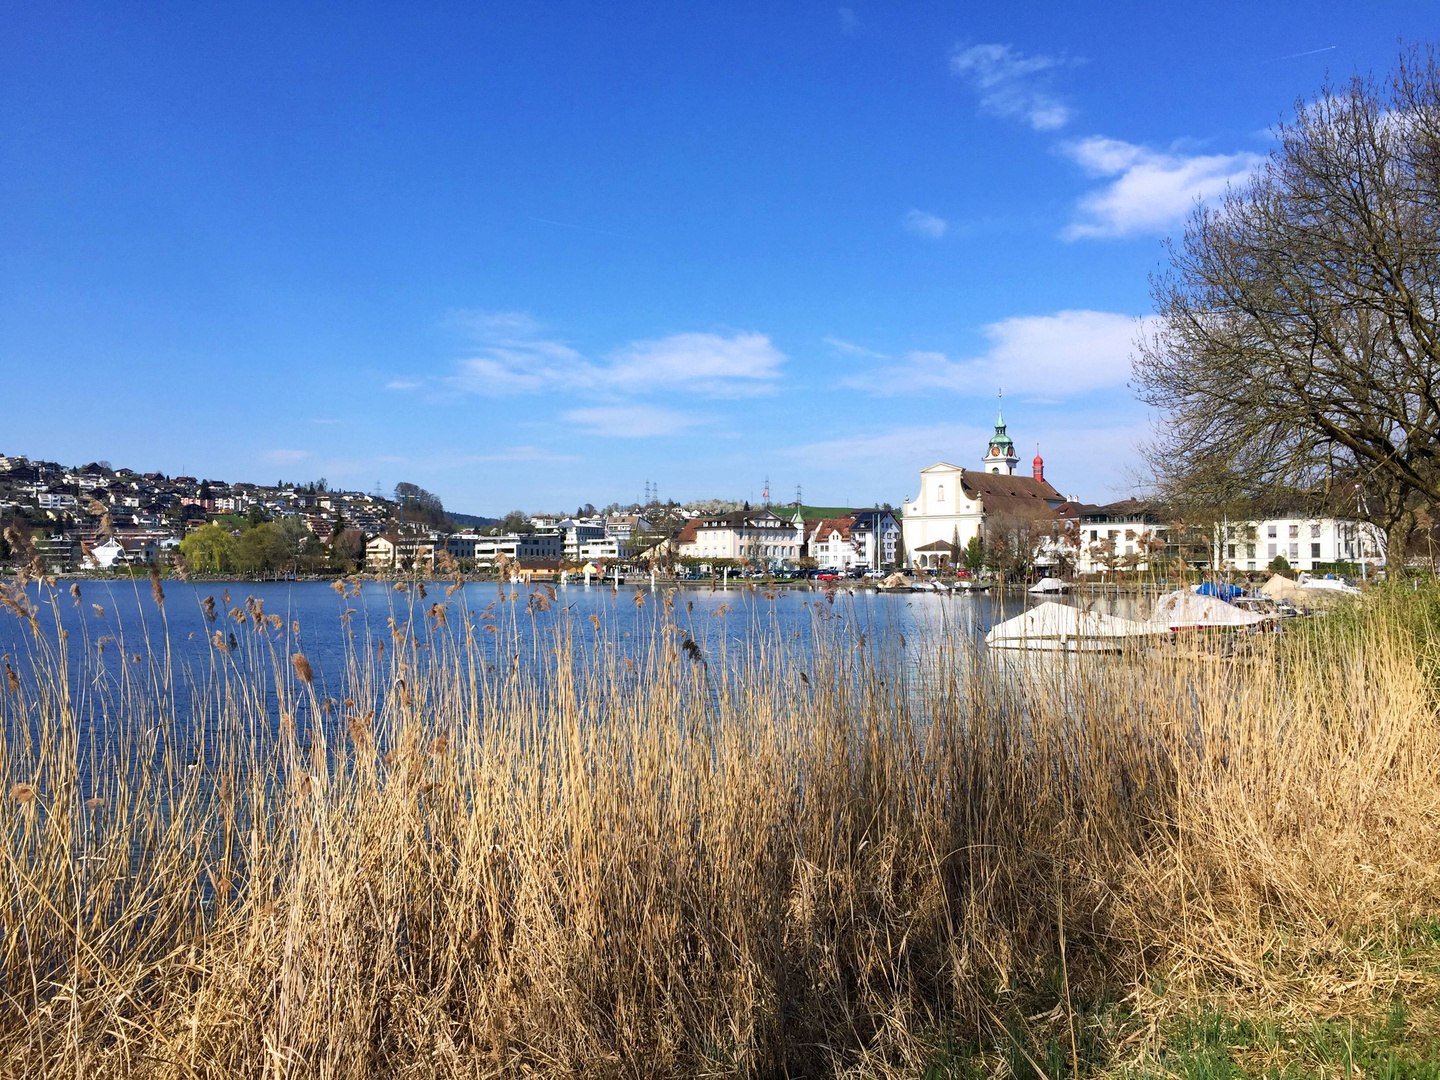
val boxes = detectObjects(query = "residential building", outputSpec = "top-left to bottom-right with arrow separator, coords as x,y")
366,533 -> 440,571
677,508 -> 804,566
1073,500 -> 1169,575
445,531 -> 563,566
1218,515 -> 1383,574
555,518 -> 606,561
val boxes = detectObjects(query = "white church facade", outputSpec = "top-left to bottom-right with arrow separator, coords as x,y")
901,409 -> 1069,569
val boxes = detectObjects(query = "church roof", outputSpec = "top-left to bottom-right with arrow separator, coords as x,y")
960,470 -> 1063,519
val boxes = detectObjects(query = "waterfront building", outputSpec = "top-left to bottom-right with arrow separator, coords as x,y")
677,508 -> 804,567
901,410 -> 1067,569
806,509 -> 902,571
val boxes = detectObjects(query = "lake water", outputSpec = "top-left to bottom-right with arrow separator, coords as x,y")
1,579 -> 1155,684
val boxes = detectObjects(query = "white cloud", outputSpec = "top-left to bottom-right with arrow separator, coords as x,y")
561,405 -> 700,438
262,449 -> 310,464
607,332 -> 783,396
385,379 -> 421,391
903,209 -> 948,238
950,43 -> 1073,131
785,423 -> 988,469
1061,136 -> 1262,240
429,313 -> 784,399
839,310 -> 1145,397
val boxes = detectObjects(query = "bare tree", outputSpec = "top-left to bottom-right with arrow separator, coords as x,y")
1134,49 -> 1440,568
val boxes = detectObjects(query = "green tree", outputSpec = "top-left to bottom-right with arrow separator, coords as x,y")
179,524 -> 237,573
964,535 -> 984,572
1267,555 -> 1294,577
235,523 -> 294,574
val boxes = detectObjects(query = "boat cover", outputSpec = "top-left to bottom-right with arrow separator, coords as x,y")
1028,577 -> 1070,594
1194,582 -> 1246,601
1151,590 -> 1269,630
1259,574 -> 1345,607
986,601 -> 1161,647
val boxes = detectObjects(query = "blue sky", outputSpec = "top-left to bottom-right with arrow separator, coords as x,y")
3,2 -> 1436,516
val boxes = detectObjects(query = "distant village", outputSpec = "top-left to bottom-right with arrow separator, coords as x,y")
0,412 -> 1386,582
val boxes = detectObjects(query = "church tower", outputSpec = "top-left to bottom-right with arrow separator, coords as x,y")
981,397 -> 1019,475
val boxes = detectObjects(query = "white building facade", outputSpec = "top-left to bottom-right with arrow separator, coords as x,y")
901,414 -> 1065,569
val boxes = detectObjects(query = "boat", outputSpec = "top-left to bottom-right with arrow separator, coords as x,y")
874,572 -> 917,593
954,578 -> 993,593
985,601 -> 1163,652
1028,576 -> 1070,594
1150,590 -> 1272,632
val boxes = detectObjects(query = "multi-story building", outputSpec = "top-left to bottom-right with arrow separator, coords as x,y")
37,491 -> 78,511
806,510 -> 902,571
445,531 -> 564,566
366,533 -> 441,571
677,508 -> 804,567
555,518 -> 606,561
1217,515 -> 1383,574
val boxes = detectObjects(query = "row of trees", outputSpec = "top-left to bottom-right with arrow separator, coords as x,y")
179,520 -> 365,575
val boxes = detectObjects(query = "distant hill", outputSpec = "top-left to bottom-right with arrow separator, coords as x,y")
449,511 -> 502,529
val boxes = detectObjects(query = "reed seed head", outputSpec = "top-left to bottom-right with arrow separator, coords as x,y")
291,653 -> 314,684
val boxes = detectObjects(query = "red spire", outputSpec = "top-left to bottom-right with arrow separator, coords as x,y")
1032,447 -> 1044,482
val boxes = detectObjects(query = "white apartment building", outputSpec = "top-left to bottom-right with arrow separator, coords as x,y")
445,531 -> 563,565
37,491 -> 78,511
678,508 -> 804,566
807,510 -> 903,571
1217,516 -> 1384,574
555,518 -> 606,561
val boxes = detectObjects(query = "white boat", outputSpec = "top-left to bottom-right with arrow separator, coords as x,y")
1028,576 -> 1070,594
1297,573 -> 1361,594
985,601 -> 1163,652
955,578 -> 993,592
1150,590 -> 1271,631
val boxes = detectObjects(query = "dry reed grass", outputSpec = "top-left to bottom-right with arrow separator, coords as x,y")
0,580 -> 1436,1078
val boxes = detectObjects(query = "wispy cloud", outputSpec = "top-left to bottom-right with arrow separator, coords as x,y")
902,209 -> 948,239
385,379 -> 421,391
1061,136 -> 1262,240
262,449 -> 310,465
839,310 -> 1145,397
561,405 -> 701,438
950,43 -> 1073,131
409,312 -> 785,399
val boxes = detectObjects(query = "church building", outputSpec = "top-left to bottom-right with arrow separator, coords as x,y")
901,408 -> 1068,569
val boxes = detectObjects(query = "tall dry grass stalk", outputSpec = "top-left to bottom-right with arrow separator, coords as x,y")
0,583 -> 1437,1078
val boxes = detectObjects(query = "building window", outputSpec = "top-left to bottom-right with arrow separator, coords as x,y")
1288,524 -> 1299,538
1268,525 -> 1277,538
1289,543 -> 1299,561
1310,524 -> 1321,538
1227,544 -> 1236,559
936,485 -> 944,502
1246,543 -> 1255,558
1268,543 -> 1277,558
1311,543 -> 1321,559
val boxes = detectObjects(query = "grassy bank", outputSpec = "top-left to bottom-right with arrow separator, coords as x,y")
1,577 -> 1437,1077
